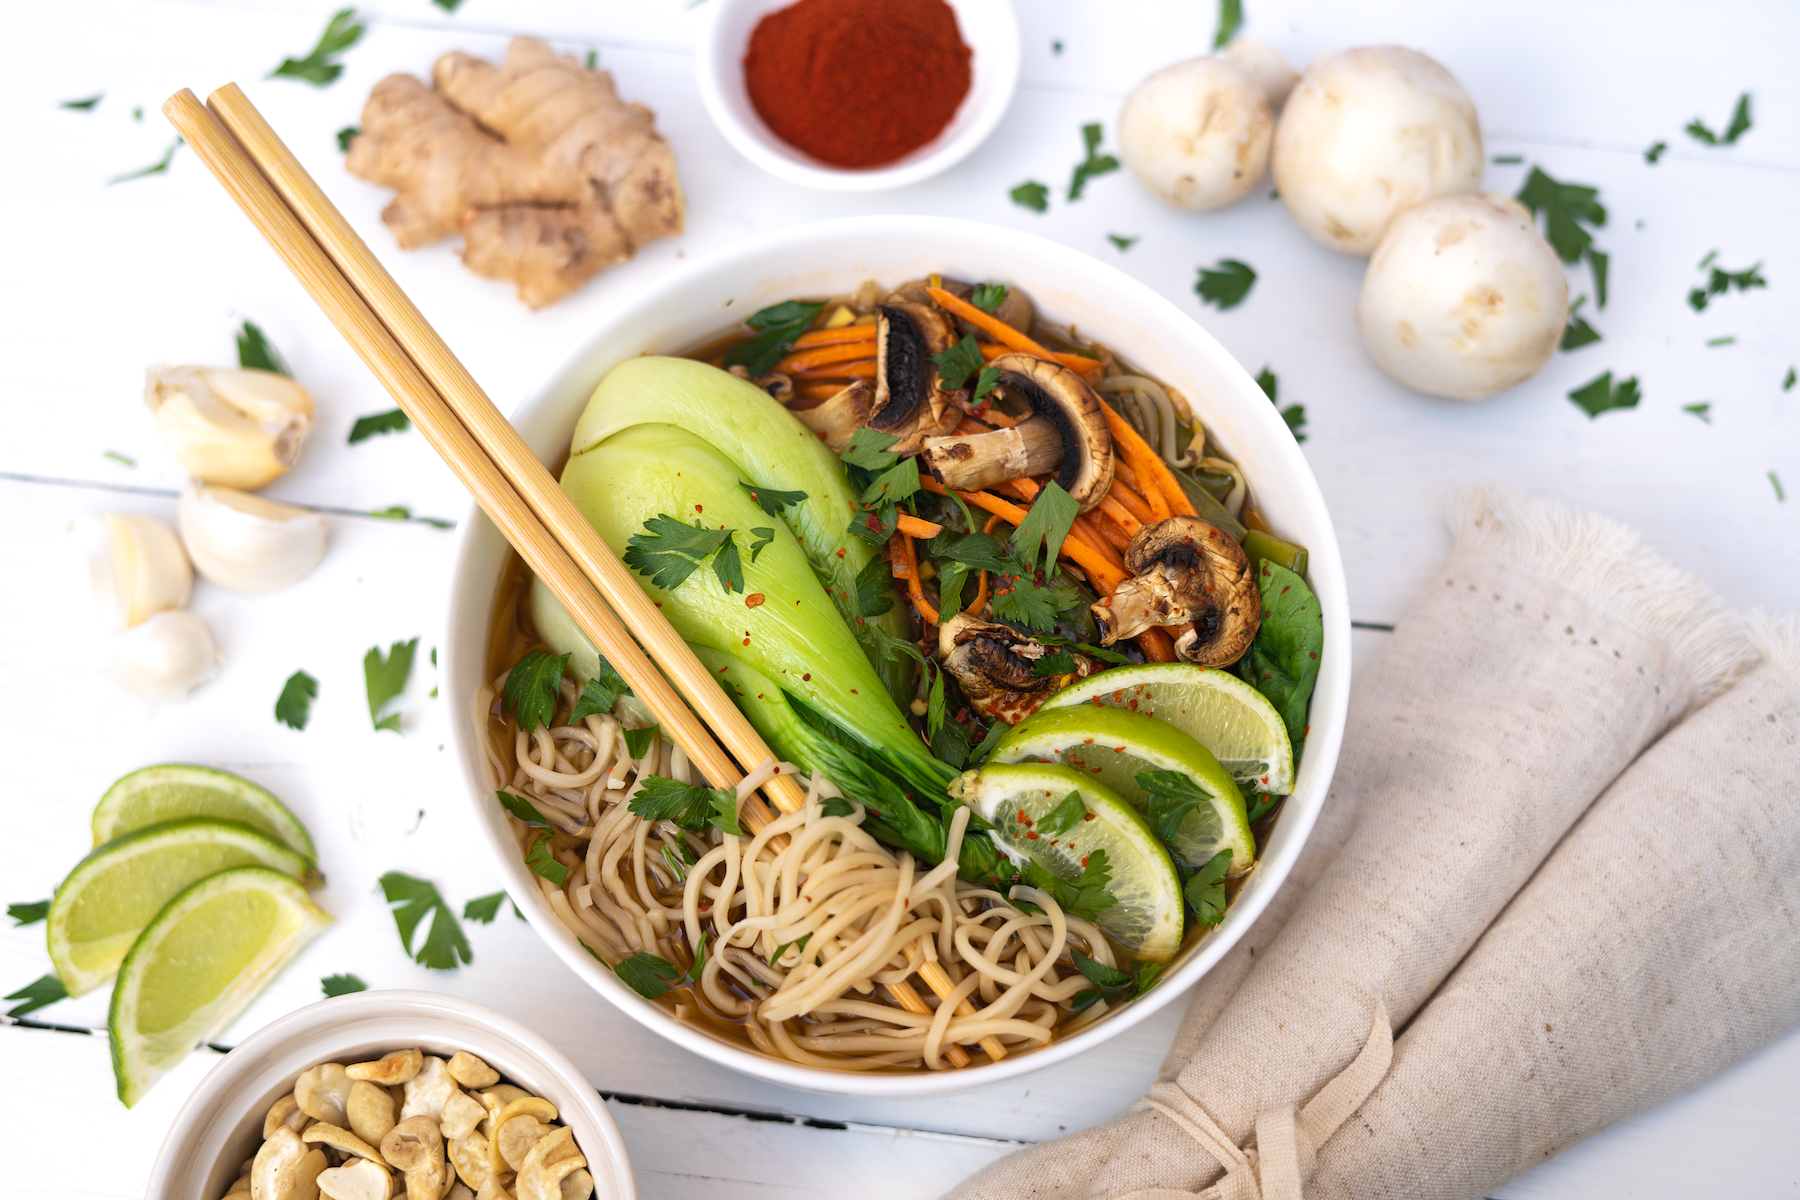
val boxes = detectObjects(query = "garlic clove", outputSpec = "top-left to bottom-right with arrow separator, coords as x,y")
104,609 -> 221,703
145,365 -> 314,490
179,484 -> 327,594
69,513 -> 193,631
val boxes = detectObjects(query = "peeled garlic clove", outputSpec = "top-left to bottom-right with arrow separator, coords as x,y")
104,609 -> 221,703
69,513 -> 193,631
179,484 -> 327,593
145,365 -> 314,490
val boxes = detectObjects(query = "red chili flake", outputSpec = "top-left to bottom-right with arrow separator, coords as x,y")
1083,811 -> 1096,820
1092,768 -> 1103,774
1309,651 -> 1317,659
1112,690 -> 1125,702
746,593 -> 765,608
836,548 -> 846,558
718,665 -> 730,673
757,693 -> 766,700
802,673 -> 811,681
742,637 -> 751,646
1113,745 -> 1126,753
1017,809 -> 1029,823
1082,737 -> 1095,744
1081,855 -> 1090,867
695,504 -> 703,512
851,688 -> 859,694
1128,699 -> 1140,710
654,601 -> 662,608
1025,831 -> 1039,840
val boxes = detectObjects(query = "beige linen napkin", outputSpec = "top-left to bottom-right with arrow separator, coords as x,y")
947,489 -> 1754,1200
1304,614 -> 1799,1200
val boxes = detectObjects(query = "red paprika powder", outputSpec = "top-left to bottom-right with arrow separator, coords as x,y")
743,0 -> 973,169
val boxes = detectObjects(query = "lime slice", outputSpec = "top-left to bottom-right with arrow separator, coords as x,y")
1043,663 -> 1294,794
993,705 -> 1254,873
111,865 -> 331,1106
49,819 -> 319,997
951,762 -> 1183,960
92,764 -> 315,859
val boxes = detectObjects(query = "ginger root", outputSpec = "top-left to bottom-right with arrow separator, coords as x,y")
347,38 -> 683,308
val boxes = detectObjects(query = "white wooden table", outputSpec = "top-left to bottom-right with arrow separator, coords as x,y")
3,2 -> 1796,1197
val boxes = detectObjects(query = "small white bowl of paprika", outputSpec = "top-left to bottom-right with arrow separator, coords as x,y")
696,0 -> 1019,192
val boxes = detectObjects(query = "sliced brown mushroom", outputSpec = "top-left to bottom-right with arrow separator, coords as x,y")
872,302 -> 963,454
1091,516 -> 1261,666
918,355 -> 1115,510
936,613 -> 1104,726
789,380 -> 875,452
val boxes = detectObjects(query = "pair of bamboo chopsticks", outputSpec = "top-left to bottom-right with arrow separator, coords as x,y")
164,85 -> 1005,1066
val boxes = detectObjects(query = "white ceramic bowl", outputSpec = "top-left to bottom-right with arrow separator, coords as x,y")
445,215 -> 1351,1098
145,990 -> 636,1200
695,0 -> 1020,191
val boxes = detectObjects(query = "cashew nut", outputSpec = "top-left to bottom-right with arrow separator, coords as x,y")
488,1098 -> 558,1175
225,1174 -> 252,1197
400,1056 -> 460,1123
347,1081 -> 397,1150
445,1051 -> 500,1090
295,1063 -> 354,1127
315,1157 -> 392,1200
475,1087 -> 530,1139
474,1178 -> 515,1200
515,1130 -> 585,1200
557,1169 -> 593,1200
447,1132 -> 494,1190
495,1117 -> 552,1174
440,1092 -> 488,1141
347,1048 -> 423,1087
266,1094 -> 312,1139
380,1116 -> 443,1172
251,1126 -> 328,1200
447,1185 -> 475,1200
302,1122 -> 385,1165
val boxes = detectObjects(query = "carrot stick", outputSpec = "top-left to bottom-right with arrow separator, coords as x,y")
776,341 -> 879,375
977,342 -> 1009,361
1138,626 -> 1178,663
1107,478 -> 1155,525
1094,499 -> 1140,543
925,287 -> 1102,376
1102,406 -> 1193,520
795,359 -> 877,380
900,533 -> 938,624
795,382 -> 845,402
896,513 -> 942,539
919,478 -> 1127,593
954,416 -> 994,436
1112,456 -> 1139,489
793,325 -> 877,349
997,476 -> 1123,570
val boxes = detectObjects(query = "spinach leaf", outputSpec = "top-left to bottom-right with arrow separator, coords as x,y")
1234,561 -> 1322,755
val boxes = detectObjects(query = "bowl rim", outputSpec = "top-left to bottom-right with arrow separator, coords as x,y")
144,989 -> 637,1200
694,0 -> 1022,192
444,213 -> 1351,1098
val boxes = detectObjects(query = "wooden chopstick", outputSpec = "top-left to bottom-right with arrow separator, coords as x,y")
165,86 -> 1001,1065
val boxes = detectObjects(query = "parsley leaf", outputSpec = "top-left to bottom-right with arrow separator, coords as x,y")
739,480 -> 809,516
1784,367 -> 1796,392
1683,402 -> 1712,423
109,138 -> 182,185
712,535 -> 745,594
1068,123 -> 1120,201
855,555 -> 896,618
1008,482 -> 1080,577
723,300 -> 827,377
615,951 -> 685,999
61,94 -> 104,111
8,901 -> 49,926
275,670 -> 318,730
236,320 -> 292,376
1567,371 -> 1642,419
321,973 -> 367,997
971,284 -> 1007,314
1685,92 -> 1752,146
1515,167 -> 1606,264
378,872 -> 472,970
364,638 -> 418,732
1136,769 -> 1221,843
462,891 -> 507,924
1010,180 -> 1050,213
623,514 -> 735,591
524,832 -> 569,886
270,8 -> 364,86
1134,960 -> 1166,996
622,725 -> 658,759
932,714 -> 972,769
1184,849 -> 1234,927
1213,0 -> 1243,48
569,659 -> 631,723
841,427 -> 903,470
1024,850 -> 1116,921
1031,646 -> 1079,678
336,125 -> 360,152
990,576 -> 1081,632
1688,260 -> 1767,311
1038,790 -> 1088,837
1072,948 -> 1132,991
502,649 -> 569,734
931,335 -> 986,391
748,527 -> 776,562
5,974 -> 67,1019
349,409 -> 410,443
1589,249 -> 1610,309
1107,234 -> 1139,251
1254,367 -> 1306,441
871,625 -> 927,667
932,528 -> 1014,573
1195,259 -> 1257,310
860,456 -> 922,508
1562,295 -> 1602,351
629,776 -> 742,835
497,791 -> 552,827
1644,140 -> 1667,164
1037,633 -> 1135,666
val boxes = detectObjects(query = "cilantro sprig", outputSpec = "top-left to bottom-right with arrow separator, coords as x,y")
1068,123 -> 1121,201
1687,258 -> 1767,312
1011,181 -> 1050,213
1568,371 -> 1642,419
275,670 -> 317,730
271,8 -> 364,86
349,409 -> 410,443
1196,260 -> 1256,310
378,872 -> 472,970
739,480 -> 808,516
1022,849 -> 1116,921
628,777 -> 743,836
321,973 -> 367,997
1183,849 -> 1234,927
931,334 -> 1000,401
723,300 -> 827,378
1255,367 -> 1306,442
364,638 -> 417,732
7,901 -> 49,926
624,515 -> 745,593
1685,93 -> 1752,147
502,649 -> 569,734
5,974 -> 67,1019
569,659 -> 631,724
236,321 -> 292,377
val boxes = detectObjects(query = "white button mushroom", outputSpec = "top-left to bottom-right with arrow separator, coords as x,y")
1356,194 -> 1569,400
1221,40 -> 1298,109
1272,46 -> 1484,254
1118,48 -> 1287,211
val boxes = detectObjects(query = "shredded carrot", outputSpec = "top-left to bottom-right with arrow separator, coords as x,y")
899,533 -> 938,624
977,342 -> 1009,361
1098,494 -> 1144,538
954,416 -> 994,436
925,287 -> 1102,376
1107,478 -> 1155,525
1102,407 -> 1194,520
896,513 -> 942,539
793,325 -> 877,349
1072,514 -> 1129,570
1138,626 -> 1178,662
920,478 -> 1127,593
1112,456 -> 1139,489
884,534 -> 911,579
796,381 -> 845,402
1090,507 -> 1135,552
795,359 -> 877,380
776,341 -> 878,375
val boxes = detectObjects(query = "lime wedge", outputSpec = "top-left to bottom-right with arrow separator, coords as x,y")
111,866 -> 331,1106
951,762 -> 1183,960
49,819 -> 319,997
1042,663 -> 1294,795
993,705 -> 1254,873
92,764 -> 315,859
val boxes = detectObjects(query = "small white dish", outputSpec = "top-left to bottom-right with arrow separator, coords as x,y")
695,0 -> 1020,192
145,990 -> 636,1200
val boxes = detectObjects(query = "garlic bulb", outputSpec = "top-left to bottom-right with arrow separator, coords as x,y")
104,609 -> 221,703
69,513 -> 193,631
145,365 -> 315,490
179,484 -> 327,593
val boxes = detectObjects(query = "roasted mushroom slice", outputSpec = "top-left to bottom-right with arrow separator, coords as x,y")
872,302 -> 963,454
789,380 -> 875,452
936,613 -> 1104,726
919,354 -> 1115,510
1091,516 -> 1261,666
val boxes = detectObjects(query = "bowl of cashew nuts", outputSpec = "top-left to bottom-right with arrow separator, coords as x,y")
146,990 -> 635,1200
